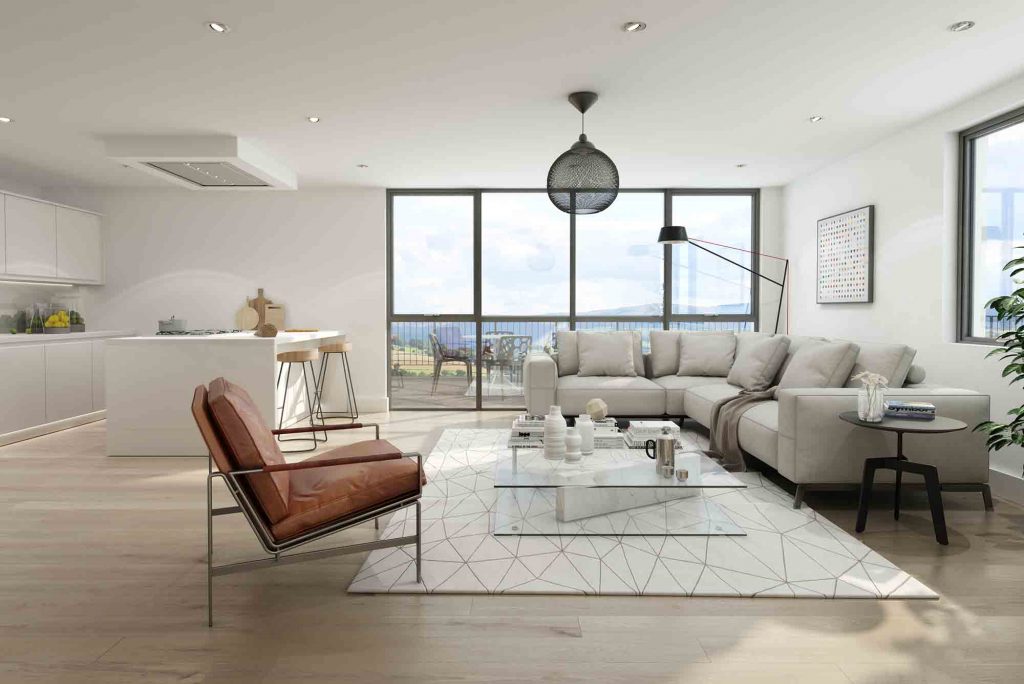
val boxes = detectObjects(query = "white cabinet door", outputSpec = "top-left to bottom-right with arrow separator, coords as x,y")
92,339 -> 106,410
56,207 -> 103,282
4,194 -> 57,277
0,344 -> 46,434
45,341 -> 94,422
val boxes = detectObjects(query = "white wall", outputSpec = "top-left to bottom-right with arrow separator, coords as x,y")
46,187 -> 388,412
782,74 -> 1024,502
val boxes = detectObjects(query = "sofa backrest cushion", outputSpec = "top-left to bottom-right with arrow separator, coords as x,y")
774,335 -> 830,383
650,330 -> 682,377
577,331 -> 638,377
207,377 -> 291,524
842,341 -> 917,388
555,331 -> 579,376
556,330 -> 643,376
678,332 -> 736,377
727,335 -> 791,390
775,341 -> 860,396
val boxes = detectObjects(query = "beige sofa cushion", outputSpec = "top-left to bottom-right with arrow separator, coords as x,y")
737,401 -> 779,468
776,341 -> 859,395
843,341 -> 917,388
577,331 -> 637,377
556,375 -> 665,416
678,332 -> 736,377
906,364 -> 926,385
727,335 -> 790,390
683,383 -> 743,427
653,375 -> 728,415
554,331 -> 579,376
555,331 -> 643,377
775,335 -> 829,383
649,330 -> 683,378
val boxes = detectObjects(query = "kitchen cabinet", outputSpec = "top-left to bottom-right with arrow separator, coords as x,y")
5,194 -> 57,277
56,206 -> 103,282
0,344 -> 46,434
92,339 -> 106,410
45,341 -> 94,423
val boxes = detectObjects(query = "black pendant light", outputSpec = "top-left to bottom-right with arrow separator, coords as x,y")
547,91 -> 619,215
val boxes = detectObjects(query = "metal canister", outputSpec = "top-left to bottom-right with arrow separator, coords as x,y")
644,427 -> 676,472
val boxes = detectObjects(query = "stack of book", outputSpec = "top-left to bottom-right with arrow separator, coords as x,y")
593,421 -> 625,449
883,400 -> 936,420
510,414 -> 545,446
623,420 -> 681,449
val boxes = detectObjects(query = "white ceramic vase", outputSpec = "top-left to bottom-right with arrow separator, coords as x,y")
564,427 -> 582,463
543,405 -> 567,460
858,386 -> 885,423
576,414 -> 595,456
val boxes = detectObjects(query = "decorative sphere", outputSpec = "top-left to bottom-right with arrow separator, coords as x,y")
547,134 -> 619,214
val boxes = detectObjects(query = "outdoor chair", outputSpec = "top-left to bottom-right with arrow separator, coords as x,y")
428,332 -> 474,393
192,377 -> 424,626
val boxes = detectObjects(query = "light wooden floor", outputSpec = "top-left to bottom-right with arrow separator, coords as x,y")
2,411 -> 1024,683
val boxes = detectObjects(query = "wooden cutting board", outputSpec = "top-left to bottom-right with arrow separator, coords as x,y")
235,306 -> 259,330
265,305 -> 285,330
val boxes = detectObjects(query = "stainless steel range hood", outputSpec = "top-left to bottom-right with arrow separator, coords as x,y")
105,135 -> 297,190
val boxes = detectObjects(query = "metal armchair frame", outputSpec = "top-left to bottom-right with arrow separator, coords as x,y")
202,419 -> 423,626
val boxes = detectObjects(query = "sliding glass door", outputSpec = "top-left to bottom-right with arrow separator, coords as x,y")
388,189 -> 759,409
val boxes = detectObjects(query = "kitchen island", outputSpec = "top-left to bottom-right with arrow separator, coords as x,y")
106,330 -> 345,456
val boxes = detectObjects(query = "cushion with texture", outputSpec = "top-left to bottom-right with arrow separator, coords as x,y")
207,377 -> 290,523
774,335 -> 829,383
775,341 -> 860,395
577,331 -> 636,377
727,335 -> 790,390
843,341 -> 917,388
650,330 -> 683,377
678,332 -> 736,376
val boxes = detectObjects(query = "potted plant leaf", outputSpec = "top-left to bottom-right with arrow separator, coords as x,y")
975,246 -> 1024,474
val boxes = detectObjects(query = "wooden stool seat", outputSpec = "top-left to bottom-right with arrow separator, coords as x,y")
319,342 -> 353,354
277,349 -> 319,364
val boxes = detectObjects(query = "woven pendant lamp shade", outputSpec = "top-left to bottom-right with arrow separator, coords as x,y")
547,92 -> 619,215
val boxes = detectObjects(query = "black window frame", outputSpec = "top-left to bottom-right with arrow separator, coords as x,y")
958,105 -> 1024,345
387,187 -> 760,409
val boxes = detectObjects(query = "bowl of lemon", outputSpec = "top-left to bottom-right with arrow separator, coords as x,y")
44,309 -> 71,334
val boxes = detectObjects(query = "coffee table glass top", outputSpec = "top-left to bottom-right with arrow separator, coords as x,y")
494,448 -> 746,490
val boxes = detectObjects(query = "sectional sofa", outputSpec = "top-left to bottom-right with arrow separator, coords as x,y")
523,330 -> 992,507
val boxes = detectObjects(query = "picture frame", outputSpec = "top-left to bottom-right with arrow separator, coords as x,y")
816,205 -> 874,304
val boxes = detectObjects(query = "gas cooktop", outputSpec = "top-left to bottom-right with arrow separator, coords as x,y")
154,329 -> 242,336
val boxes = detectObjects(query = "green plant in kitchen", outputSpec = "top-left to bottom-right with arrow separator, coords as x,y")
976,244 -> 1024,475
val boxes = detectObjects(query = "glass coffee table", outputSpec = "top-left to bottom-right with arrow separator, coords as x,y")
492,445 -> 747,537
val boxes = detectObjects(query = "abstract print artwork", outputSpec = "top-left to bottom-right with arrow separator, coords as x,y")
816,205 -> 874,303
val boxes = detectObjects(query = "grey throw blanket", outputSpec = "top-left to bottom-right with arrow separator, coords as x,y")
708,387 -> 777,472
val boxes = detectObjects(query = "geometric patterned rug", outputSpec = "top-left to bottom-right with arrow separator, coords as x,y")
348,429 -> 937,599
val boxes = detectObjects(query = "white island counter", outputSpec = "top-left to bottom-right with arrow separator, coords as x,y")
106,330 -> 345,456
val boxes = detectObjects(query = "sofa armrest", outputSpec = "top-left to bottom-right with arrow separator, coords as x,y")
775,387 -> 991,485
524,352 -> 558,416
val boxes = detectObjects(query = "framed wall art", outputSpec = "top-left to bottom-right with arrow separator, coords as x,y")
816,205 -> 874,304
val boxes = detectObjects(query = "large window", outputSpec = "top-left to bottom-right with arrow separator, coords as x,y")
388,189 -> 759,409
960,107 -> 1024,343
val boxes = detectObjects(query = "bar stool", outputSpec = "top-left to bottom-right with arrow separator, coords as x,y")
315,341 -> 359,421
276,349 -> 326,452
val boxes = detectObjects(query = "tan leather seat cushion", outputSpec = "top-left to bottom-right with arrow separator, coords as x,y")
207,377 -> 291,523
272,442 -> 421,541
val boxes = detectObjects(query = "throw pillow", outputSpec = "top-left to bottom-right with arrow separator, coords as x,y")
677,332 -> 736,377
842,341 -> 917,388
649,330 -> 683,377
726,335 -> 791,390
577,331 -> 637,377
775,340 -> 860,396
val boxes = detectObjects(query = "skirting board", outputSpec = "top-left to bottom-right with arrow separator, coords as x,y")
990,467 -> 1024,507
0,411 -> 106,448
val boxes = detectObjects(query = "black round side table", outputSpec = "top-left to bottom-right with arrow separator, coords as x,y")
839,411 -> 967,546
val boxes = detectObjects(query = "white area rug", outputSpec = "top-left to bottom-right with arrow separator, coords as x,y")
348,429 -> 937,599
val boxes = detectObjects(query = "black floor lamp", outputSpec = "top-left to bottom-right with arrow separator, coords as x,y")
658,225 -> 789,334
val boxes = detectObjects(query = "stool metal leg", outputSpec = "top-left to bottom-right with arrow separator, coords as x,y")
276,361 -> 325,453
315,351 -> 359,420
342,351 -> 359,419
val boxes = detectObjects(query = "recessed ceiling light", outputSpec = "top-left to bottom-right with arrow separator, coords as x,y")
0,116 -> 11,124
948,20 -> 975,32
808,115 -> 824,123
622,21 -> 646,32
307,116 -> 320,123
357,164 -> 369,169
207,21 -> 230,33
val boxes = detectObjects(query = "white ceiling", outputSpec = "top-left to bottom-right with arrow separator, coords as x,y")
0,0 -> 1022,191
